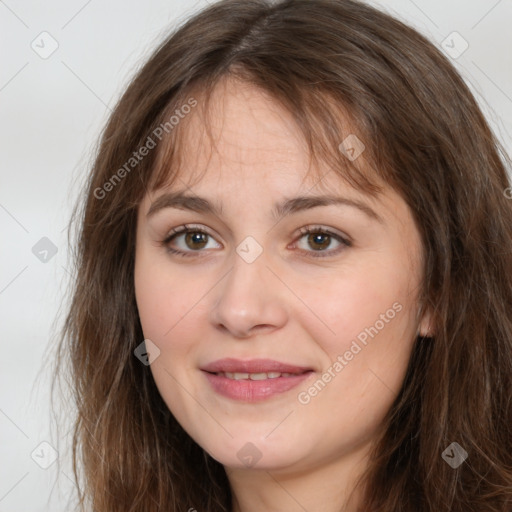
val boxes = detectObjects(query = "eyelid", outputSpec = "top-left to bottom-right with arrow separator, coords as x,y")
162,223 -> 218,244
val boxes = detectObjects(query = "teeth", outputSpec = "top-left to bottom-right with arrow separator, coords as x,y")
249,372 -> 268,380
218,371 -> 299,380
225,372 -> 249,380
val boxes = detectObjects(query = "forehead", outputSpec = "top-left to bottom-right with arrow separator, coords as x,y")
180,79 -> 316,187
151,76 -> 375,198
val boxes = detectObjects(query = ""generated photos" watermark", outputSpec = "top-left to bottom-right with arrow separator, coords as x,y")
94,97 -> 198,200
298,301 -> 403,404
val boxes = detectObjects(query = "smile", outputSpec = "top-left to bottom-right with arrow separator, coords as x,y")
202,369 -> 314,402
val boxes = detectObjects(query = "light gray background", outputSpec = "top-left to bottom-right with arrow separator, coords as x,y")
1,0 -> 511,510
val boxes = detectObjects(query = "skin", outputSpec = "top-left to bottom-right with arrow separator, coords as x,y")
134,76 -> 433,512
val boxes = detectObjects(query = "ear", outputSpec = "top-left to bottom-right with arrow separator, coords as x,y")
417,304 -> 435,338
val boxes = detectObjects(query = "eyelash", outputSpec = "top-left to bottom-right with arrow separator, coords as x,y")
160,224 -> 351,259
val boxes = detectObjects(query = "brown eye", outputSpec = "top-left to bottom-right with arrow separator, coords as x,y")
295,226 -> 351,258
162,225 -> 221,258
183,231 -> 209,250
306,232 -> 332,251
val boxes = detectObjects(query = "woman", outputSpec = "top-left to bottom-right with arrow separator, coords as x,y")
56,0 -> 512,510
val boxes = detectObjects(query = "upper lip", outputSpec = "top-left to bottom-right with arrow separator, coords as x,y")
201,358 -> 313,374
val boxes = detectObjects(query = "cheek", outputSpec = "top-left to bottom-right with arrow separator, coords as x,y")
293,256 -> 417,417
134,249 -> 206,343
294,258 -> 413,355
134,253 -> 202,413
134,264 -> 174,341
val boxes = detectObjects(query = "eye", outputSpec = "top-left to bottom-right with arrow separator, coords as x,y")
293,226 -> 351,258
161,224 -> 221,258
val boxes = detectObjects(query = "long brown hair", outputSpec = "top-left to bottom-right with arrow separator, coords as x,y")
54,0 -> 512,510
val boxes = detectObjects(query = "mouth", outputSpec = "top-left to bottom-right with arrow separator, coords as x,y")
200,358 -> 315,402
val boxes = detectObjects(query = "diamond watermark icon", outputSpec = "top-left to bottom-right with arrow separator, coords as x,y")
441,442 -> 468,468
441,31 -> 469,60
237,442 -> 263,468
31,441 -> 58,469
31,31 -> 59,59
32,237 -> 58,263
134,339 -> 161,366
339,134 -> 365,161
236,236 -> 263,264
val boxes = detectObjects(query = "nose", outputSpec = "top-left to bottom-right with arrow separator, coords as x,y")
209,250 -> 288,339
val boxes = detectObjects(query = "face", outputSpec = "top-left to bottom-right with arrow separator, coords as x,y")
134,77 -> 431,474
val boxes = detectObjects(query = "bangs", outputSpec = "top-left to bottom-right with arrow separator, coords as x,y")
145,68 -> 392,200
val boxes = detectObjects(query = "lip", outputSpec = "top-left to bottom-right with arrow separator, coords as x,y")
201,358 -> 314,402
201,358 -> 313,374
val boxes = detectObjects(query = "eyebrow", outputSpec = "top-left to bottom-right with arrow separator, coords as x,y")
146,191 -> 384,224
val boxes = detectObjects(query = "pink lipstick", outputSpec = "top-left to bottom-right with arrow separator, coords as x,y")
201,358 -> 314,402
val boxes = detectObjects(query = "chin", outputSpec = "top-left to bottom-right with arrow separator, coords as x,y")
200,436 -> 302,471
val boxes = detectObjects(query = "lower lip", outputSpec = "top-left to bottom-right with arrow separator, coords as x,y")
202,371 -> 314,402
